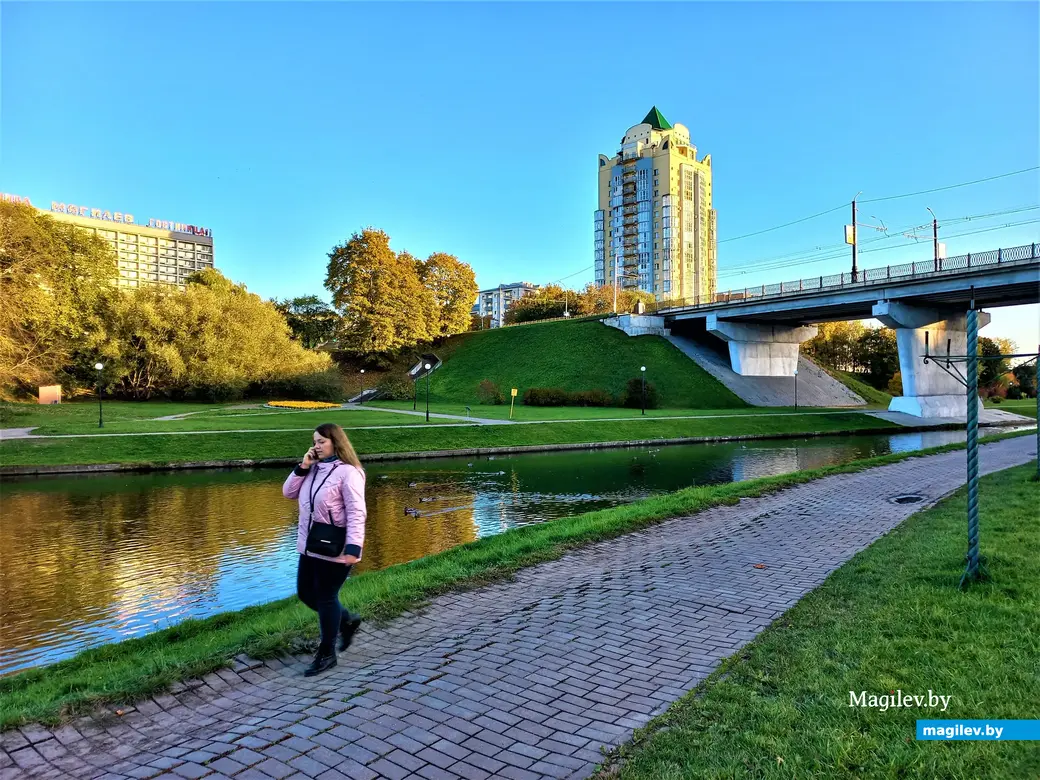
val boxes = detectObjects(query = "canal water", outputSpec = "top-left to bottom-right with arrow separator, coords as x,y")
0,427 -> 1027,675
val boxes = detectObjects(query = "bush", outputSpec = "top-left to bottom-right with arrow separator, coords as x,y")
523,387 -> 571,406
887,371 -> 903,396
991,395 -> 1003,404
477,380 -> 504,405
258,368 -> 344,403
1006,384 -> 1024,401
570,389 -> 612,407
376,372 -> 415,401
620,377 -> 659,409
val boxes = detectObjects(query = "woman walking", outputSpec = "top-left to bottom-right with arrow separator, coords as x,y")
283,422 -> 367,676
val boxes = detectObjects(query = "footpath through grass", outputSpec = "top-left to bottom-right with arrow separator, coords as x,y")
601,462 -> 1040,780
1,411 -> 900,467
0,430 -> 1029,730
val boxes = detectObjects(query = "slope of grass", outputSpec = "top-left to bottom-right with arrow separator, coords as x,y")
0,431 -> 1028,730
822,369 -> 894,407
421,318 -> 746,408
601,462 -> 1040,780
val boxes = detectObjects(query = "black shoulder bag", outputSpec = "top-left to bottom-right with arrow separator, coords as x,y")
303,464 -> 347,557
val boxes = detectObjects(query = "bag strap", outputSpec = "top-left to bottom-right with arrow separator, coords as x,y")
306,463 -> 340,537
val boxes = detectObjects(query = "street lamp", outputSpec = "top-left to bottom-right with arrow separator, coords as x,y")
359,369 -> 365,405
640,365 -> 646,416
794,367 -> 798,410
94,362 -> 104,428
424,362 -> 432,422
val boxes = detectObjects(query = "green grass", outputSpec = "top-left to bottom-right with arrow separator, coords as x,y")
827,370 -> 894,408
1,412 -> 901,467
600,462 -> 1040,780
0,400 -> 230,428
369,401 -> 850,421
418,318 -> 746,409
984,397 -> 1037,418
0,429 -> 1029,730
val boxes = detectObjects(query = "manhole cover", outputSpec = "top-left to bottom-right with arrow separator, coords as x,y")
892,494 -> 925,505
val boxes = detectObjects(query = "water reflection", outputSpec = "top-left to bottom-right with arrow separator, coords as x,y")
0,426 -> 1028,674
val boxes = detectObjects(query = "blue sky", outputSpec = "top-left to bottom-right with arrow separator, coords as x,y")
3,1 -> 1038,347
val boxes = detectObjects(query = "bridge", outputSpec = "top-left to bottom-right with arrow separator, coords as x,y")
634,243 -> 1040,417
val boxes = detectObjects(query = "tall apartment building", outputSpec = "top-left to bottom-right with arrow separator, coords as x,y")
1,192 -> 214,289
595,107 -> 717,304
474,282 -> 539,328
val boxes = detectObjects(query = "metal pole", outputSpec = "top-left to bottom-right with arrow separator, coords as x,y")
97,369 -> 103,428
426,370 -> 430,423
794,369 -> 798,409
359,369 -> 365,406
961,292 -> 981,586
933,217 -> 939,271
851,198 -> 859,282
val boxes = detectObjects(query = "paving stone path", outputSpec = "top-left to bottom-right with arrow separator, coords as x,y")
1,436 -> 1034,780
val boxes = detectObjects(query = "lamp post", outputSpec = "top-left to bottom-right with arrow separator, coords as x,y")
94,362 -> 104,428
794,367 -> 798,409
413,370 -> 418,410
640,365 -> 646,416
359,369 -> 365,406
424,362 -> 432,422
851,191 -> 862,282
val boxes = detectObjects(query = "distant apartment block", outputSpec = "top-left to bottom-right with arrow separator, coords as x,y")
474,281 -> 540,328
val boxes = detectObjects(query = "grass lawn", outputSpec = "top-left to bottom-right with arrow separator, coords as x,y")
0,412 -> 901,467
601,462 -> 1040,780
418,319 -> 747,409
0,430 -> 1029,730
368,401 -> 857,421
984,398 -> 1037,418
828,370 -> 894,408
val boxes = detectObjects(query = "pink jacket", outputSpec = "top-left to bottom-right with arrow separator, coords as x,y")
282,459 -> 367,562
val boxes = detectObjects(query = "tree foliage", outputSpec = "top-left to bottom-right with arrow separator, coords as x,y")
502,283 -> 656,326
804,321 -> 900,390
416,252 -> 478,337
0,202 -> 117,397
273,295 -> 338,348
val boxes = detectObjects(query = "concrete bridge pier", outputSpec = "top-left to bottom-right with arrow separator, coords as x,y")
872,300 -> 989,418
706,314 -> 818,376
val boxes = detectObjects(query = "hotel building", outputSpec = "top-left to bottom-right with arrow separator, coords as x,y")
595,106 -> 717,304
1,192 -> 214,289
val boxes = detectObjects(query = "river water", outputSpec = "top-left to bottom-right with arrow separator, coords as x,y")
0,427 -> 1027,675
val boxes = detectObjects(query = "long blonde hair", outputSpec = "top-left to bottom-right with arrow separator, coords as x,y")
315,423 -> 363,472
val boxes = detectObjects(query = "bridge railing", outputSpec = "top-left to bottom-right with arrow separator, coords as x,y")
650,243 -> 1038,313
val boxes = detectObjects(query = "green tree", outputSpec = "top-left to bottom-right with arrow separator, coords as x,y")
0,202 -> 117,397
804,321 -> 866,373
325,229 -> 436,354
855,327 -> 899,389
978,336 -> 1014,388
416,252 -> 478,337
273,295 -> 339,348
1011,361 -> 1037,397
575,283 -> 655,317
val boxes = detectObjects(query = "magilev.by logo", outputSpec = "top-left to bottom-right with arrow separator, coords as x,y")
850,690 -> 952,712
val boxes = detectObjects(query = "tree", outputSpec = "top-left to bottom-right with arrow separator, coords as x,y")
325,229 -> 436,354
505,284 -> 569,324
855,327 -> 899,389
575,283 -> 656,317
978,337 -> 1014,388
804,321 -> 866,373
104,269 -> 332,400
273,295 -> 339,348
0,201 -> 117,397
416,253 -> 478,337
1011,361 -> 1037,397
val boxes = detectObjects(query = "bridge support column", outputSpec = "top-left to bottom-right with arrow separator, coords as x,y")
706,314 -> 817,376
872,301 -> 990,418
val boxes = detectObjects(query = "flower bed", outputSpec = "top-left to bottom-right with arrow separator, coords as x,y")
266,401 -> 342,410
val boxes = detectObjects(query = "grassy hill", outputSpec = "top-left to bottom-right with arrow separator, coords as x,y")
422,318 -> 745,409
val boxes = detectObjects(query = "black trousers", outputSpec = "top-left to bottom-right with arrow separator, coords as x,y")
296,554 -> 356,654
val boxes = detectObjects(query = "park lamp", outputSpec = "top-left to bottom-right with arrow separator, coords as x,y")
424,363 -> 432,422
94,363 -> 105,428
359,368 -> 365,405
640,365 -> 647,416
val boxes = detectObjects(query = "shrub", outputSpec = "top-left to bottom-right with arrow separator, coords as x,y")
258,368 -> 344,403
477,380 -> 504,405
1006,384 -> 1024,401
570,389 -> 612,407
887,371 -> 903,396
376,372 -> 415,401
991,395 -> 1003,404
620,377 -> 659,409
523,387 -> 570,406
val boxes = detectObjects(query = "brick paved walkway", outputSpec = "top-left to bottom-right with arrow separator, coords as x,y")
1,436 -> 1034,780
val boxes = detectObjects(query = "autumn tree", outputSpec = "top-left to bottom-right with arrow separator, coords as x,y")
575,283 -> 655,317
416,252 -> 478,337
325,229 -> 438,354
0,201 -> 117,397
273,295 -> 339,348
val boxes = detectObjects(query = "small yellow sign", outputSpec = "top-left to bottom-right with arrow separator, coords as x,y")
844,224 -> 856,245
511,388 -> 518,397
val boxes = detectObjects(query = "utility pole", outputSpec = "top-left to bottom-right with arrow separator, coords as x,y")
927,207 -> 939,271
851,197 -> 859,282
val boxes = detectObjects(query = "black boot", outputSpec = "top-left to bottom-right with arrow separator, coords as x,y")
304,649 -> 337,677
339,614 -> 362,652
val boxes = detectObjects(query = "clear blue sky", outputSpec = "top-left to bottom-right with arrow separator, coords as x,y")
3,2 -> 1038,347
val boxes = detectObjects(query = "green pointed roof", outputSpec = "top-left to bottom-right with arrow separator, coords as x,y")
641,106 -> 672,130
